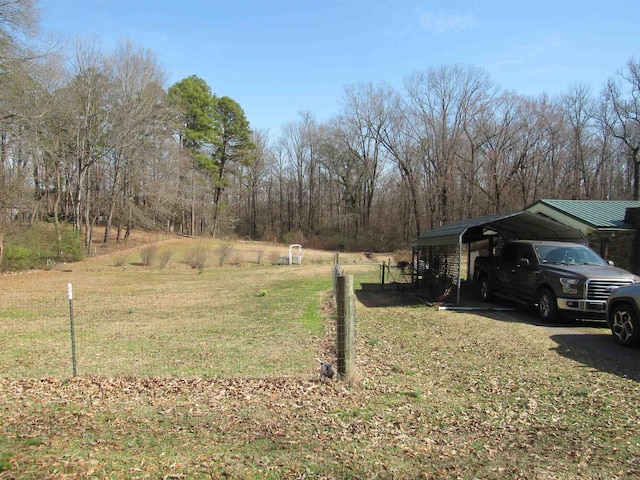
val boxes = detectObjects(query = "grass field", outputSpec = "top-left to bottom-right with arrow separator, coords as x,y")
1,235 -> 640,479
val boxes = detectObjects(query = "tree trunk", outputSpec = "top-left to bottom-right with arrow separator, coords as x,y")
633,148 -> 639,201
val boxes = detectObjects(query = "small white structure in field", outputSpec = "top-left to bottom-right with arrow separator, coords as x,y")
289,244 -> 302,265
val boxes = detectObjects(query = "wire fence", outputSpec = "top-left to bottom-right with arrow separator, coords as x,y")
1,260 -> 377,379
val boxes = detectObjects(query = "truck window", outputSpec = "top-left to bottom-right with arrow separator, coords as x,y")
519,246 -> 536,265
544,248 -> 565,263
500,244 -> 519,262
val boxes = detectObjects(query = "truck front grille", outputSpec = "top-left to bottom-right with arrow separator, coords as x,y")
586,280 -> 633,301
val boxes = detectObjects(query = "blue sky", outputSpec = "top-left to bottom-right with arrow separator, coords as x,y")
38,0 -> 640,134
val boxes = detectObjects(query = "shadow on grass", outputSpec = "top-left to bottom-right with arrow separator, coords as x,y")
461,300 -> 640,382
456,298 -> 640,383
356,280 -> 640,383
355,283 -> 429,308
548,332 -> 640,382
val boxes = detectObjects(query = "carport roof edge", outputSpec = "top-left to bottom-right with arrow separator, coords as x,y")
410,211 -> 585,247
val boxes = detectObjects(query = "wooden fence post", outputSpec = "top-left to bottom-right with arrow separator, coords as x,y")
333,252 -> 340,294
336,274 -> 355,379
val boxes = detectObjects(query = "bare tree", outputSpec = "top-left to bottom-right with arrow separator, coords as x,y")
102,38 -> 168,244
0,0 -> 37,44
474,92 -> 528,213
509,96 -> 549,206
278,111 -> 317,238
314,121 -> 362,243
561,83 -> 598,199
236,128 -> 271,238
337,82 -> 390,233
4,7 -> 640,259
61,37 -> 111,252
601,58 -> 640,200
375,89 -> 424,238
593,99 -> 624,198
0,0 -> 41,262
404,64 -> 494,228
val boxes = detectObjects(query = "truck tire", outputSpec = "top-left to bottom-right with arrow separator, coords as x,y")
537,288 -> 560,323
610,302 -> 640,347
479,275 -> 493,302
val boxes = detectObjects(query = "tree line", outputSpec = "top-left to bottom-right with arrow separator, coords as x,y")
1,1 -> 639,258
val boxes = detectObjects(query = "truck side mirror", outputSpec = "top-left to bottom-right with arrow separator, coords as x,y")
518,258 -> 530,267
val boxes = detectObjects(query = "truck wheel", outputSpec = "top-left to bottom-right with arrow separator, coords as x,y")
479,276 -> 493,302
537,288 -> 560,323
610,303 -> 640,347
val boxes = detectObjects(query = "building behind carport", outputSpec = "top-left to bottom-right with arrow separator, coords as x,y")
525,199 -> 640,272
410,211 -> 585,305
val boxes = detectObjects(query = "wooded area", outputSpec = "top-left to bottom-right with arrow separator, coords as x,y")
2,1 -> 640,257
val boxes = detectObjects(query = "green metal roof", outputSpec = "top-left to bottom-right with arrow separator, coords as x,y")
411,210 -> 585,246
527,199 -> 640,229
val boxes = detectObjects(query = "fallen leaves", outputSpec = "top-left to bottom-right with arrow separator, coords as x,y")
3,303 -> 640,479
0,376 -> 379,478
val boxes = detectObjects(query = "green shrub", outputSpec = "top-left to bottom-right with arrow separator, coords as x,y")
0,223 -> 84,271
3,245 -> 39,270
56,229 -> 84,263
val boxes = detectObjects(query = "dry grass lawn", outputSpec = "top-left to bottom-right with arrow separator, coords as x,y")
1,234 -> 640,479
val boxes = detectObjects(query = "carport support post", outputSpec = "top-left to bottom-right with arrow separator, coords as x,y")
336,274 -> 355,379
457,235 -> 462,305
411,247 -> 416,285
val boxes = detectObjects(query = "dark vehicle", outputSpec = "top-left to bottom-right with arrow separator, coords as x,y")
474,240 -> 640,322
606,283 -> 640,347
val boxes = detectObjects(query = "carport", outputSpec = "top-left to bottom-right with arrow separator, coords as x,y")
410,211 -> 585,305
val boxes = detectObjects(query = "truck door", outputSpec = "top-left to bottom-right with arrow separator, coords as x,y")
494,243 -> 519,295
511,245 -> 538,302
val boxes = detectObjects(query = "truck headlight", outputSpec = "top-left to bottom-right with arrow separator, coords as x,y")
560,278 -> 580,294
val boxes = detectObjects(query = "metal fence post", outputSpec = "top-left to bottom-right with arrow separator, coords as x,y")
68,283 -> 77,377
